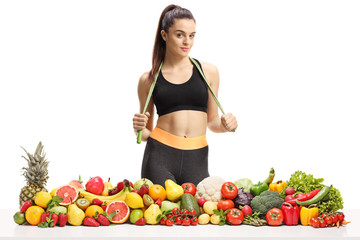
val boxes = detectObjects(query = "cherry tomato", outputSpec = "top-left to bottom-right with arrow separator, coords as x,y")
182,217 -> 191,226
310,217 -> 320,228
226,208 -> 244,225
189,209 -> 196,216
217,200 -> 235,212
266,208 -> 284,226
221,182 -> 238,199
181,183 -> 197,196
337,212 -> 345,222
324,215 -> 332,225
166,219 -> 174,226
172,208 -> 180,216
166,214 -> 173,220
160,218 -> 167,225
182,210 -> 189,216
190,217 -> 199,226
319,217 -> 327,228
332,213 -> 339,223
175,216 -> 183,225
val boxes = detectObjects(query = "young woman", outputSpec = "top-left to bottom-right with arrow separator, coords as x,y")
133,4 -> 238,187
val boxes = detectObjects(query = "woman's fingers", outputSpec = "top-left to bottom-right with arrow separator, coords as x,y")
133,112 -> 150,131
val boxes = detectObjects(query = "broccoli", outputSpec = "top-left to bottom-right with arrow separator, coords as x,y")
250,190 -> 284,219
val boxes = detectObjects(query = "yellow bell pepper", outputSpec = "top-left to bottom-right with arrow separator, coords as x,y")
300,205 -> 319,226
269,180 -> 287,193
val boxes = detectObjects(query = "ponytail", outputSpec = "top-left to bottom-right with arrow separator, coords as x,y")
148,4 -> 195,83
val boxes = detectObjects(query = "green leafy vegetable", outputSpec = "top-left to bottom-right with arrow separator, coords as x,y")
281,171 -> 343,214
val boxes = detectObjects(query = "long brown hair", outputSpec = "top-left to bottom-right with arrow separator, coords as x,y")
148,4 -> 196,83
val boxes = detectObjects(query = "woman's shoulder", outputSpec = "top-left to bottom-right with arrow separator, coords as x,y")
197,60 -> 219,83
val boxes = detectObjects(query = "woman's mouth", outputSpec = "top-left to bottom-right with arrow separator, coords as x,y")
181,47 -> 189,52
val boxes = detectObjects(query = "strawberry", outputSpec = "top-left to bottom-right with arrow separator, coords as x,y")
135,218 -> 145,226
139,185 -> 149,197
83,217 -> 100,227
58,214 -> 68,227
20,201 -> 32,213
50,213 -> 58,227
96,214 -> 110,226
155,198 -> 162,206
92,198 -> 103,206
40,212 -> 51,223
101,204 -> 107,211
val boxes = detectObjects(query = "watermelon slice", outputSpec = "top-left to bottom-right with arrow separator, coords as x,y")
106,201 -> 130,224
55,185 -> 79,206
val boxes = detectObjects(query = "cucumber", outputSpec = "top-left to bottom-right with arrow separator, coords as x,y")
180,193 -> 201,217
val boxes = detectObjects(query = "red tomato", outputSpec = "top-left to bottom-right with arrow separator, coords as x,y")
310,217 -> 320,228
266,208 -> 284,226
182,217 -> 191,226
190,217 -> 199,226
217,200 -> 235,211
175,216 -> 183,225
181,183 -> 197,196
172,208 -> 180,216
319,218 -> 327,228
337,212 -> 345,222
221,182 -> 238,199
226,208 -> 244,225
189,209 -> 196,216
166,219 -> 174,226
160,218 -> 167,225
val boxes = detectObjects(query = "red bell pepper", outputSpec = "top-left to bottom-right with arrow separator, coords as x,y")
281,202 -> 299,225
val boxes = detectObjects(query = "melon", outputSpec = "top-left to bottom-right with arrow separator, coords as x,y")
55,185 -> 79,206
106,201 -> 130,224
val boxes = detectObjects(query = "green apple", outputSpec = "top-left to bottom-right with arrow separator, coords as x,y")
130,209 -> 144,224
134,178 -> 153,190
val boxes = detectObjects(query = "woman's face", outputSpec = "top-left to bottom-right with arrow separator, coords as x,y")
161,18 -> 196,57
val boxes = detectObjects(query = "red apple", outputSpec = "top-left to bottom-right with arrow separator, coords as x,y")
86,176 -> 104,195
197,198 -> 207,207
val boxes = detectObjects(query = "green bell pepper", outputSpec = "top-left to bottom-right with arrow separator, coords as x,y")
250,182 -> 268,196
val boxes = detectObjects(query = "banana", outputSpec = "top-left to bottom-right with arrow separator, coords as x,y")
79,186 -> 132,204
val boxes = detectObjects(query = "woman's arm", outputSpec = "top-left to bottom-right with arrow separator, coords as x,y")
201,61 -> 238,133
133,72 -> 155,141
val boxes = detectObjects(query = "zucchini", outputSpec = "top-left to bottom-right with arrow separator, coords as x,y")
180,193 -> 201,217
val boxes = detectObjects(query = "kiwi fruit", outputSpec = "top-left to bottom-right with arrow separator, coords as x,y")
76,198 -> 91,210
142,194 -> 154,207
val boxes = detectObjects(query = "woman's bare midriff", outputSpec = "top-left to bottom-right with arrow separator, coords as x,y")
156,110 -> 207,138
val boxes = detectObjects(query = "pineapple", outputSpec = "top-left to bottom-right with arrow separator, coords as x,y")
19,142 -> 49,207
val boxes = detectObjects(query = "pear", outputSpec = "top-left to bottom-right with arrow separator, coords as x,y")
101,178 -> 114,196
67,203 -> 85,226
144,204 -> 161,225
165,179 -> 184,202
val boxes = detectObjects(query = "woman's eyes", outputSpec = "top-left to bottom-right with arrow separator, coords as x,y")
177,33 -> 195,38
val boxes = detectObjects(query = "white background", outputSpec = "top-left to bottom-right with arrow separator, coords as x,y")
1,0 -> 359,210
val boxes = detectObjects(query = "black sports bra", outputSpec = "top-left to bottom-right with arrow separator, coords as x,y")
152,58 -> 208,117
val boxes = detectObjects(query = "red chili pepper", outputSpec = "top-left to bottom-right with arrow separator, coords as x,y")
297,189 -> 321,202
281,202 -> 299,225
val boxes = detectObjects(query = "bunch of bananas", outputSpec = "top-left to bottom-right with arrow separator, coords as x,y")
79,185 -> 132,204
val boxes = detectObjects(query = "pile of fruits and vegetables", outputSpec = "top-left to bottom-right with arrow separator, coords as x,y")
13,142 -> 351,228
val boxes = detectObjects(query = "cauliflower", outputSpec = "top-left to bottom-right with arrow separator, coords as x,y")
195,176 -> 225,203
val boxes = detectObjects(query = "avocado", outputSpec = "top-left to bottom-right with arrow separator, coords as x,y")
180,193 -> 201,217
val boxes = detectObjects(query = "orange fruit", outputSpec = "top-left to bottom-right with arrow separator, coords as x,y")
85,205 -> 103,218
106,201 -> 130,224
25,206 -> 44,225
148,184 -> 166,201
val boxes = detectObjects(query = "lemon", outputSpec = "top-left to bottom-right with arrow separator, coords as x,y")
34,191 -> 52,208
50,188 -> 57,197
125,192 -> 144,209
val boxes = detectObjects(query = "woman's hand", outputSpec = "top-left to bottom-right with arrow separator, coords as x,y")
221,113 -> 238,132
133,112 -> 151,134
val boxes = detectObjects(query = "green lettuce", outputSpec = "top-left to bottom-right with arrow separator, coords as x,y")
281,171 -> 344,214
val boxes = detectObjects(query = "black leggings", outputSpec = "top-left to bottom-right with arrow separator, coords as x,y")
141,137 -> 210,187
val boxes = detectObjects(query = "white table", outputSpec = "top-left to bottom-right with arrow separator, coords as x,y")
1,209 -> 359,240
